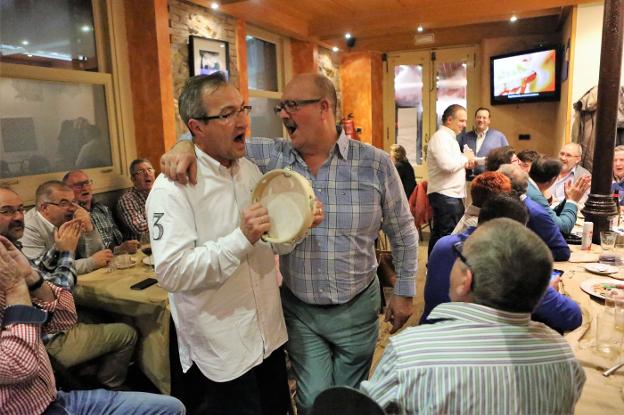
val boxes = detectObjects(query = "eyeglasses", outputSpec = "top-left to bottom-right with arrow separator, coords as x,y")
69,179 -> 93,189
273,99 -> 321,114
45,200 -> 77,209
0,206 -> 25,217
133,167 -> 155,176
195,105 -> 252,123
452,241 -> 476,289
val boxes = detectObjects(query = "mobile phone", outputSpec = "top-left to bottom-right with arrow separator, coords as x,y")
130,278 -> 158,290
551,269 -> 564,281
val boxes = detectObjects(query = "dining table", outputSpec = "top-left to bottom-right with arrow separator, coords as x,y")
557,243 -> 624,414
72,251 -> 172,394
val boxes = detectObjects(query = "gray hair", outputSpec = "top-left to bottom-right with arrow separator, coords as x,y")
35,180 -> 71,208
312,73 -> 338,117
562,142 -> 582,157
499,164 -> 528,197
129,158 -> 152,176
178,72 -> 229,133
462,218 -> 553,313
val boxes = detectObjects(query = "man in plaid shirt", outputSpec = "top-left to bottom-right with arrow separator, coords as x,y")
116,159 -> 155,241
63,170 -> 140,252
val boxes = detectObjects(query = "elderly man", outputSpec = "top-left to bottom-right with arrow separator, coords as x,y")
427,104 -> 476,253
0,235 -> 184,414
117,158 -> 155,241
527,157 -> 589,236
422,194 -> 581,333
457,107 -> 509,176
160,73 -> 418,414
612,145 -> 624,207
362,218 -> 585,413
549,143 -> 591,205
2,185 -> 138,390
63,170 -> 140,251
147,73 -> 309,414
21,180 -> 112,275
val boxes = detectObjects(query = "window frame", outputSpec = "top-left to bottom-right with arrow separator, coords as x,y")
0,0 -> 135,205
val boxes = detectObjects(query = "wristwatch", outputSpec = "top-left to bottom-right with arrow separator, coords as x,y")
2,305 -> 48,327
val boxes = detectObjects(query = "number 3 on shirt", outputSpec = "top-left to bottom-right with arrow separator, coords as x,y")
152,212 -> 164,240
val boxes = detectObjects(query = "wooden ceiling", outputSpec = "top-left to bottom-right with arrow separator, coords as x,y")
191,0 -> 599,51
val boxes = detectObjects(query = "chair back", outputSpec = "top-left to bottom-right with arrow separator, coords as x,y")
310,386 -> 385,415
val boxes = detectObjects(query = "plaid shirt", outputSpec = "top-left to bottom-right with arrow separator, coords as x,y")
0,283 -> 77,415
247,131 -> 418,304
116,187 -> 149,241
14,241 -> 77,291
91,202 -> 124,249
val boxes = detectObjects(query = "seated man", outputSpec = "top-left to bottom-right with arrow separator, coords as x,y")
527,157 -> 589,236
21,180 -> 112,275
362,217 -> 585,414
116,159 -> 155,241
612,145 -> 624,208
4,185 -> 138,389
549,143 -> 591,206
422,194 -> 581,333
452,171 -> 511,234
0,236 -> 185,415
63,170 -> 140,251
500,164 -> 571,261
517,149 -> 540,173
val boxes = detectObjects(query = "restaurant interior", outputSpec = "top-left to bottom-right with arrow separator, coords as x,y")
1,0 -> 624,414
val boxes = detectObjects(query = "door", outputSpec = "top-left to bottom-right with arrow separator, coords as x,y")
383,47 -> 478,179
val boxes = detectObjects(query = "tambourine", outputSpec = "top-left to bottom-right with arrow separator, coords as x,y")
251,169 -> 315,243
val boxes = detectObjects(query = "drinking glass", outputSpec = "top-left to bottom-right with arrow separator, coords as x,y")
596,296 -> 624,358
601,230 -> 617,251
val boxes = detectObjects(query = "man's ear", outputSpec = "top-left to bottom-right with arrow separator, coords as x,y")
453,267 -> 473,298
187,119 -> 204,137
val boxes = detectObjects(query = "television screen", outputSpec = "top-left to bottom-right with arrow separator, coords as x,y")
490,46 -> 561,105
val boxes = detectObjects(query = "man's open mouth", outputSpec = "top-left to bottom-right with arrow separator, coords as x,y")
283,120 -> 297,135
233,133 -> 245,143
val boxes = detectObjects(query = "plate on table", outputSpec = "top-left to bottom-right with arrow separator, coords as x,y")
143,256 -> 154,266
584,263 -> 619,275
114,258 -> 136,270
580,277 -> 624,300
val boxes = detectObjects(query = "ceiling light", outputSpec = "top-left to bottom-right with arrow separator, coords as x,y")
21,40 -> 29,45
332,46 -> 339,52
417,26 -> 424,33
510,15 -> 518,22
81,25 -> 91,32
210,2 -> 219,10
246,35 -> 253,40
344,33 -> 352,39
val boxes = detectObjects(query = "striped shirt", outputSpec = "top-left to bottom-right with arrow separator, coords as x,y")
246,131 -> 418,304
0,284 -> 78,415
361,303 -> 585,414
116,187 -> 149,241
91,202 -> 124,249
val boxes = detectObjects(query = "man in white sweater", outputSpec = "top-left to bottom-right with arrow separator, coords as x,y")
426,104 -> 475,253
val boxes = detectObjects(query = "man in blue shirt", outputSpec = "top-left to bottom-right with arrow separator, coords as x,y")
422,194 -> 581,333
160,73 -> 418,414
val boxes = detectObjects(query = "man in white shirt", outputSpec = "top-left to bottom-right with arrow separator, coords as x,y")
146,73 -> 310,414
549,143 -> 591,206
427,104 -> 476,253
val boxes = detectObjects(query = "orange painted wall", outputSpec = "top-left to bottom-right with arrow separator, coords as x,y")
291,40 -> 318,74
339,51 -> 383,148
124,0 -> 176,170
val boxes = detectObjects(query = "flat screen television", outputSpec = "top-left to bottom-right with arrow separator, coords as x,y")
490,46 -> 561,105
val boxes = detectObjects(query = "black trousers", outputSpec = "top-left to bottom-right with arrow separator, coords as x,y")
427,192 -> 465,254
178,346 -> 290,415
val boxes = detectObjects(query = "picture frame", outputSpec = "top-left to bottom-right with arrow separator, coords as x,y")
189,36 -> 230,78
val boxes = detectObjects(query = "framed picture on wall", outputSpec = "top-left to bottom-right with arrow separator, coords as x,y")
189,36 -> 230,78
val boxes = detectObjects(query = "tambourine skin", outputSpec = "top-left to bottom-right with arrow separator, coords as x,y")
251,169 -> 315,243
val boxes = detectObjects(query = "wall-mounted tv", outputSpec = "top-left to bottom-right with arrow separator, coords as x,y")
490,46 -> 561,105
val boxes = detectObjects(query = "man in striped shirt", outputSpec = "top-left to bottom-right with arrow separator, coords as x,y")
361,218 -> 585,414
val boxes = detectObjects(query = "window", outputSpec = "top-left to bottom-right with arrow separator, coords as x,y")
0,0 -> 135,204
246,28 -> 284,138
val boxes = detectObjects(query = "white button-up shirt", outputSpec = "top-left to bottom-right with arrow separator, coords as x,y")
146,146 -> 288,382
427,125 -> 468,198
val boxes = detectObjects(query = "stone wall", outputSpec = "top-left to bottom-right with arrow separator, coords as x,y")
318,47 -> 342,120
168,0 -> 239,137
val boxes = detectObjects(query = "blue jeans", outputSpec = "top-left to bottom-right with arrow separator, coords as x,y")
49,389 -> 185,415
